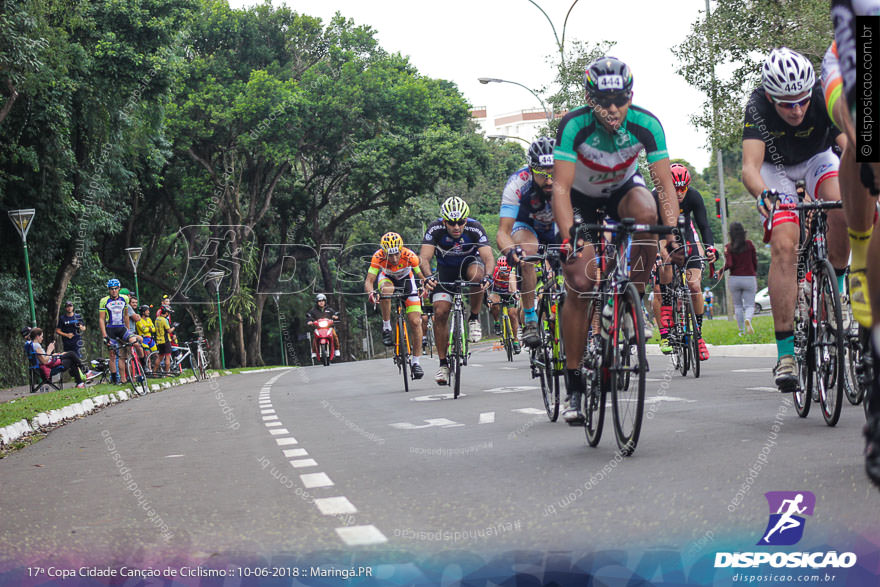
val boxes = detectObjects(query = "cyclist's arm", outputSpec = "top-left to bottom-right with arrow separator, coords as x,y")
742,139 -> 767,199
648,158 -> 678,228
835,131 -> 848,152
496,217 -> 517,257
418,243 -> 436,278
690,191 -> 715,248
508,270 -> 518,293
478,242 -> 494,273
364,267 -> 379,296
98,309 -> 107,338
551,159 -> 576,239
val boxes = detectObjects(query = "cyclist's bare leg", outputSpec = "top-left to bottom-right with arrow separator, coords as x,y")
562,241 -> 598,370
465,262 -> 486,315
378,280 -> 395,322
118,347 -> 129,382
432,300 -> 452,359
108,347 -> 118,378
617,186 -> 660,293
513,229 -> 540,312
815,175 -> 850,272
406,311 -> 423,357
509,304 -> 520,341
488,293 -> 501,322
687,268 -> 704,315
769,222 -> 799,333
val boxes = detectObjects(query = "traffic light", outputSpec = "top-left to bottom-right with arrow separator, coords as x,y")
715,197 -> 722,218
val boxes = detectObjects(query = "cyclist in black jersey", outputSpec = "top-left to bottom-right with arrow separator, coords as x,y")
826,0 -> 880,488
653,163 -> 717,359
552,57 -> 679,424
743,47 -> 849,391
421,196 -> 494,385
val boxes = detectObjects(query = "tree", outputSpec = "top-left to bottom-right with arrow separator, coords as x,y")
673,0 -> 832,153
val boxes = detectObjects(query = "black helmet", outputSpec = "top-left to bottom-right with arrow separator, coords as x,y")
527,137 -> 555,168
584,56 -> 633,97
139,304 -> 150,313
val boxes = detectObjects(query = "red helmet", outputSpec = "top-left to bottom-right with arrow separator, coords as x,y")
670,163 -> 691,191
497,257 -> 509,269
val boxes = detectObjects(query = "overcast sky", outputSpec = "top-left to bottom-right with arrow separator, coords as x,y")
229,0 -> 713,171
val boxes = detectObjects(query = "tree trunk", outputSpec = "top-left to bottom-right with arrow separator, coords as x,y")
246,295 -> 267,366
236,312 -> 246,367
47,241 -> 82,341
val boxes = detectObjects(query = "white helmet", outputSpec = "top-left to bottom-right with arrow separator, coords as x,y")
762,47 -> 815,97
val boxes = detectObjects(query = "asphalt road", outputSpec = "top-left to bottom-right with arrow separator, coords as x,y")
1,345 -> 878,572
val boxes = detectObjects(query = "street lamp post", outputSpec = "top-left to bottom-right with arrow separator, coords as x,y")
205,271 -> 226,369
478,77 -> 553,123
8,209 -> 37,327
125,247 -> 143,301
273,294 -> 287,366
526,0 -> 581,103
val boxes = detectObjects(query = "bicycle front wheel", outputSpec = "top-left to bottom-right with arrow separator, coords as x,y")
685,294 -> 701,379
610,283 -> 647,456
128,354 -> 149,396
451,313 -> 462,399
793,279 -> 813,418
503,312 -> 514,362
537,303 -> 559,421
814,260 -> 844,426
398,318 -> 410,393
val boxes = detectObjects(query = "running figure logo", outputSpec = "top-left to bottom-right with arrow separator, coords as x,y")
758,491 -> 816,546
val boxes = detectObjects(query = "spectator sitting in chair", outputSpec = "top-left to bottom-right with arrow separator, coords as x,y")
56,301 -> 87,358
28,328 -> 87,388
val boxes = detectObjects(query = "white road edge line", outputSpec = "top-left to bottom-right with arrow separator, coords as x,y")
300,473 -> 334,488
314,497 -> 357,515
335,525 -> 387,545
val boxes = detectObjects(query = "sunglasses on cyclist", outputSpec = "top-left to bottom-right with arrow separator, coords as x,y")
444,219 -> 466,227
593,92 -> 631,108
531,167 -> 553,180
772,95 -> 810,109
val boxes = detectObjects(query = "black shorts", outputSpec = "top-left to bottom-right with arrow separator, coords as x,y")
432,258 -> 485,303
570,173 -> 647,226
157,342 -> 172,355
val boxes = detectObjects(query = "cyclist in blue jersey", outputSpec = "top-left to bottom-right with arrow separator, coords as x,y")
99,278 -> 143,384
497,137 -> 557,348
421,196 -> 495,385
552,56 -> 679,424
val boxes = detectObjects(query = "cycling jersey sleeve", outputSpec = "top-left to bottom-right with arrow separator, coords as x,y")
553,111 -> 586,164
422,221 -> 443,246
368,249 -> 385,276
627,106 -> 669,163
500,169 -> 530,218
742,89 -> 766,142
688,189 -> 715,248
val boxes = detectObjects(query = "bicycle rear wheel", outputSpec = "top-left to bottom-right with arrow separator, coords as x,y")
672,289 -> 688,376
128,353 -> 149,396
537,303 -> 559,421
451,313 -> 462,399
584,300 -> 605,446
503,312 -> 514,362
397,318 -> 409,393
610,283 -> 647,456
814,260 -> 844,426
685,295 -> 701,379
793,280 -> 813,418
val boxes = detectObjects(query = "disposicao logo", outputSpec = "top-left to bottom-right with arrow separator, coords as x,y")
714,491 -> 857,570
758,491 -> 814,546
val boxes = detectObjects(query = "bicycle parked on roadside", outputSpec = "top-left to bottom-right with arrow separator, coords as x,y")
575,217 -> 673,456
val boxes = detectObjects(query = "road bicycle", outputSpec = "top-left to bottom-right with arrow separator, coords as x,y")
435,280 -> 479,399
575,217 -> 673,456
422,310 -> 435,358
780,197 -> 845,426
380,292 -> 417,392
109,338 -> 149,397
147,338 -> 208,381
522,246 -> 566,422
496,293 -> 519,362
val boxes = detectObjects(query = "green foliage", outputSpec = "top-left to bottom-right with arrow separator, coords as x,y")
673,0 -> 832,152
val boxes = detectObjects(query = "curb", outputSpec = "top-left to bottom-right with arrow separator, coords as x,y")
0,372 -> 220,449
645,343 -> 777,358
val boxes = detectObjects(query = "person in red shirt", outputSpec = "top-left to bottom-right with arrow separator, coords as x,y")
722,222 -> 758,335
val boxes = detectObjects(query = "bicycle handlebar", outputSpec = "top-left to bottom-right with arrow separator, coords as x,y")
579,222 -> 674,236
777,200 -> 843,211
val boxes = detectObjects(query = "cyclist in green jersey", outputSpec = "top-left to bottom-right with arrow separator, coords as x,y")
552,57 -> 678,424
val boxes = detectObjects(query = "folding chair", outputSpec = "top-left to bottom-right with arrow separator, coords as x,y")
25,341 -> 64,393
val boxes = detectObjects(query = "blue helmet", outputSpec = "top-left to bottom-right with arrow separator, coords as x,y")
107,278 -> 121,288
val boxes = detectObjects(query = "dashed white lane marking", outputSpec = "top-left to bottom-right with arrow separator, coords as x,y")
512,408 -> 546,415
275,437 -> 298,446
314,497 -> 357,515
290,458 -> 318,468
335,525 -> 387,546
300,473 -> 334,488
261,409 -> 276,414
263,415 -> 279,421
411,393 -> 466,401
733,368 -> 768,373
748,386 -> 780,393
269,428 -> 290,435
164,454 -> 184,458
265,422 -> 282,427
283,448 -> 308,457
479,412 -> 495,424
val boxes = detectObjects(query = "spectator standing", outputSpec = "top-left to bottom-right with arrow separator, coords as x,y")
723,222 -> 759,335
55,301 -> 86,358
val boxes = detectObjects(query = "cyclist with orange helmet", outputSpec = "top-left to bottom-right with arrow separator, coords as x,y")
653,162 -> 717,359
365,231 -> 425,379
